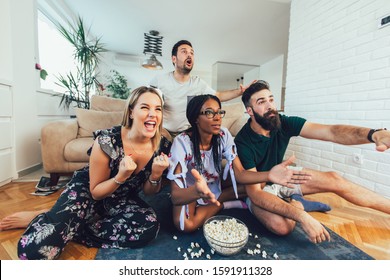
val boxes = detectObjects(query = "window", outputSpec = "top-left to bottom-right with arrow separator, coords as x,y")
37,10 -> 76,93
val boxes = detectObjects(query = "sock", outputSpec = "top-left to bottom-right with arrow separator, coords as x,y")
291,194 -> 331,212
223,200 -> 248,210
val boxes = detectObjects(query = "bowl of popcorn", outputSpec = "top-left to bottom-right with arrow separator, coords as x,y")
203,215 -> 249,256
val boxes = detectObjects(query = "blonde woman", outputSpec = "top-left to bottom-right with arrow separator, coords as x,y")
16,86 -> 170,259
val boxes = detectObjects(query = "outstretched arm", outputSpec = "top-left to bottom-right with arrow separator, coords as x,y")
300,122 -> 389,151
215,80 -> 256,102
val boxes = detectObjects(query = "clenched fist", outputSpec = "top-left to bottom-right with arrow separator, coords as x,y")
117,154 -> 137,182
150,153 -> 169,179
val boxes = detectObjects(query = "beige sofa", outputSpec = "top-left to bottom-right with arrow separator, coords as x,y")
41,95 -> 127,185
41,95 -> 247,185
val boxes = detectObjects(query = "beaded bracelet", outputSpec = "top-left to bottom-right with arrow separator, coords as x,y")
113,177 -> 126,185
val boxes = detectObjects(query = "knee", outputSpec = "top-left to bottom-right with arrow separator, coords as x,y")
17,238 -> 31,260
322,171 -> 347,192
325,171 -> 343,183
173,219 -> 198,233
17,235 -> 61,260
266,219 -> 295,236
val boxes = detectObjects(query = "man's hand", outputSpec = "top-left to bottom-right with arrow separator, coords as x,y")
239,80 -> 257,94
268,155 -> 311,187
191,169 -> 220,206
373,129 -> 390,152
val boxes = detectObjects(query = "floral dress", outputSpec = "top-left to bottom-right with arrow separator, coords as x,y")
17,126 -> 171,260
166,127 -> 238,230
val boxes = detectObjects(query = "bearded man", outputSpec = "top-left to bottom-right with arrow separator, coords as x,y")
234,80 -> 390,244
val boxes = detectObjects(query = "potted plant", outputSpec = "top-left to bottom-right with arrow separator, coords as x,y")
56,16 -> 106,110
106,70 -> 130,99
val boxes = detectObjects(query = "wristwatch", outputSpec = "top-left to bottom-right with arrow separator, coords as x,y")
367,128 -> 387,143
148,176 -> 161,186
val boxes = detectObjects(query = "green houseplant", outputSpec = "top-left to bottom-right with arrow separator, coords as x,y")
106,70 -> 130,99
56,16 -> 106,110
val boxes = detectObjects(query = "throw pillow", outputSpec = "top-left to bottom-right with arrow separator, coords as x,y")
75,108 -> 123,138
90,95 -> 126,112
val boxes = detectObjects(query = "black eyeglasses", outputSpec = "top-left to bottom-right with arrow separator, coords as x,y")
199,109 -> 226,119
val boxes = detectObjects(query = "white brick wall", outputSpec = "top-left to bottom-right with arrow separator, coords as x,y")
285,0 -> 390,197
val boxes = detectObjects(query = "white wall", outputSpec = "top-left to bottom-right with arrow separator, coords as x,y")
98,52 -> 212,95
0,0 -> 15,183
259,54 -> 284,111
0,0 -> 13,82
244,67 -> 260,86
0,0 -> 72,186
10,0 -> 42,175
286,0 -> 390,197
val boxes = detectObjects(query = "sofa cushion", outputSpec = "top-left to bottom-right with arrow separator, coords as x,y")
90,95 -> 126,112
221,102 -> 246,136
229,116 -> 248,137
64,137 -> 94,162
75,108 -> 123,137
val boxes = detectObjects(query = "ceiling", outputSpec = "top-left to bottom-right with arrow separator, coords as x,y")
60,0 -> 291,82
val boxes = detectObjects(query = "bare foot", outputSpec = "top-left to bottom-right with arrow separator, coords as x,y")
0,209 -> 47,231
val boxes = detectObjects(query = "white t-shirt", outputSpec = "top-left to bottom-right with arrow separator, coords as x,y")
150,72 -> 215,133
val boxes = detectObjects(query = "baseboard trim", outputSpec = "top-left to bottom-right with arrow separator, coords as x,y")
18,163 -> 43,178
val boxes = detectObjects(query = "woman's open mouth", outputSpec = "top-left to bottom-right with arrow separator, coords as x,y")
144,121 -> 157,131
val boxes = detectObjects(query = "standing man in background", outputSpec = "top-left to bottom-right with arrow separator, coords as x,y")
150,40 -> 253,136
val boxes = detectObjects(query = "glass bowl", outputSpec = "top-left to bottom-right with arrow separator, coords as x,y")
203,215 -> 249,256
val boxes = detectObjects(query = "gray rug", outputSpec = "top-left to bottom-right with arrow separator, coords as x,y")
95,189 -> 374,260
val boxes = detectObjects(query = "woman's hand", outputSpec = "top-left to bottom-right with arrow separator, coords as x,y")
116,154 -> 137,182
268,156 -> 311,187
150,153 -> 169,180
191,169 -> 220,206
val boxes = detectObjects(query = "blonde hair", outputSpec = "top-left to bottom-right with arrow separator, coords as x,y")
122,86 -> 163,150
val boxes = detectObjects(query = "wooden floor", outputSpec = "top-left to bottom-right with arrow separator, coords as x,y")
1,181 -> 390,260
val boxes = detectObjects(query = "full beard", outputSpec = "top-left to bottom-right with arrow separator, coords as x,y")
253,109 -> 281,131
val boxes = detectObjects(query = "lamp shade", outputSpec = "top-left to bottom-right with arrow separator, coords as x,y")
142,54 -> 163,70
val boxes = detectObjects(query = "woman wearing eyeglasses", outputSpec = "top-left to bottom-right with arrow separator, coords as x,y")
167,94 -> 311,232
